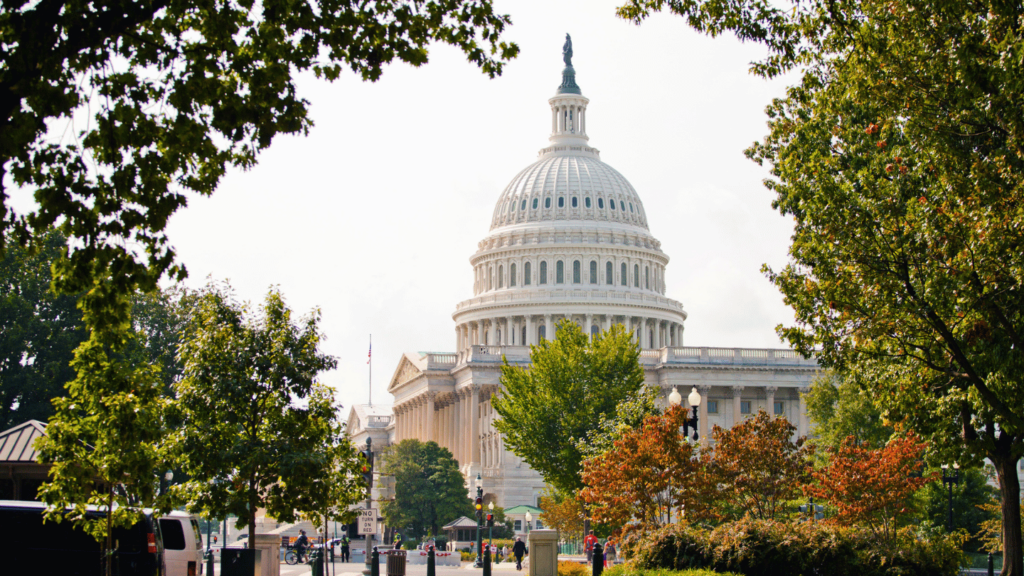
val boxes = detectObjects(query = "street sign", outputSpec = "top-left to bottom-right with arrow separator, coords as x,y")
357,509 -> 378,535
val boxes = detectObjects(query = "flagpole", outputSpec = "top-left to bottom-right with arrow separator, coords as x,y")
368,334 -> 372,407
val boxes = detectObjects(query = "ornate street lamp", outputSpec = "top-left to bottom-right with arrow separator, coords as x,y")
525,511 -> 532,537
668,386 -> 702,442
474,473 -> 484,568
942,463 -> 960,532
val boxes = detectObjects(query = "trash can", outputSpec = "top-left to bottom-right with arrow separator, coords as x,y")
386,550 -> 407,576
221,549 -> 261,576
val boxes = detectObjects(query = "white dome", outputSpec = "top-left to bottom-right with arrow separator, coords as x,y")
490,154 -> 650,231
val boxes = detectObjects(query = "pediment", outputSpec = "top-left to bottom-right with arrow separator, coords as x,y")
387,353 -> 427,393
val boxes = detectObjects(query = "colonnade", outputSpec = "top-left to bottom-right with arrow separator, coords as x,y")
389,382 -> 812,470
454,313 -> 684,350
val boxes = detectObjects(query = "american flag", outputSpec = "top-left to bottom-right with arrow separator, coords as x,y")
367,341 -> 372,364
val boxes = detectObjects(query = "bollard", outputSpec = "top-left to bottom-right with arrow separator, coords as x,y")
205,549 -> 215,576
592,542 -> 603,576
372,547 -> 380,576
427,546 -> 436,576
483,546 -> 491,576
988,552 -> 994,576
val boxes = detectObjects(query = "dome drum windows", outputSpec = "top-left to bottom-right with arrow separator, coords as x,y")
545,198 -> 552,209
558,197 -> 565,208
645,266 -> 650,290
520,200 -> 527,211
571,197 -> 578,208
540,261 -> 548,285
556,261 -> 565,284
610,200 -> 616,210
524,262 -> 532,285
585,197 -> 591,208
620,263 -> 627,286
589,261 -> 598,285
573,260 -> 581,284
498,265 -> 504,288
634,264 -> 640,288
598,198 -> 604,209
606,262 -> 613,285
532,198 -> 539,209
620,201 -> 626,211
510,263 -> 517,287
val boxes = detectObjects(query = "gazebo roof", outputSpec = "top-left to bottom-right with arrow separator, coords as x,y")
442,516 -> 478,529
0,420 -> 47,463
503,505 -> 543,515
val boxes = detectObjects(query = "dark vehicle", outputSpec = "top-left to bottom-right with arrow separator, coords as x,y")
0,500 -> 167,576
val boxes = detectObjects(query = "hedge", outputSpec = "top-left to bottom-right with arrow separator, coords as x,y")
620,517 -> 964,576
604,567 -> 740,576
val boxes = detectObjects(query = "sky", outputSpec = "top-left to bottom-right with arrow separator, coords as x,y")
158,0 -> 800,410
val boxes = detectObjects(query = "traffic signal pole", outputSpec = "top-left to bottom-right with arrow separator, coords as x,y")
362,438 -> 374,576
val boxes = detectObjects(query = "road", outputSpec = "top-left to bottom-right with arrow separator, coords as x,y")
279,560 -> 526,576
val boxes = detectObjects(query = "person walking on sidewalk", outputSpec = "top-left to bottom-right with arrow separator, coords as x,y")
512,537 -> 526,571
584,531 -> 598,565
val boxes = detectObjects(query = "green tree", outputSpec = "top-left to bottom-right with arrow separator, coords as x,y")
170,282 -> 350,543
1,0 -> 517,328
379,439 -> 473,538
618,1 -> 1024,572
804,372 -> 894,455
0,230 -> 86,429
492,321 -> 646,496
34,321 -> 170,576
919,466 -> 999,552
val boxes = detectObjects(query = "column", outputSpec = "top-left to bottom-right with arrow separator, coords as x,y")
453,392 -> 463,464
463,390 -> 471,463
445,401 -> 454,452
585,313 -> 593,339
544,314 -> 553,341
732,386 -> 744,428
506,316 -> 514,345
489,319 -> 497,346
798,387 -> 811,437
426,392 -> 436,443
526,315 -> 534,346
635,318 -> 644,347
653,320 -> 661,348
765,386 -> 777,417
603,315 -> 611,333
471,385 -> 481,466
698,385 -> 711,446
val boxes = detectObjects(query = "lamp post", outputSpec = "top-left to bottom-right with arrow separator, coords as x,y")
668,386 -> 702,442
941,463 -> 960,532
524,511 -> 532,537
474,473 -> 484,568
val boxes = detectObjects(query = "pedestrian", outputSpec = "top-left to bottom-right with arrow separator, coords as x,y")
604,539 -> 616,566
295,530 -> 310,563
394,532 -> 403,549
512,537 -> 526,571
502,544 -> 509,559
584,531 -> 597,565
341,535 -> 350,562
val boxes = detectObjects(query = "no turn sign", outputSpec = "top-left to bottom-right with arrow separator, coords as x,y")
358,508 -> 378,535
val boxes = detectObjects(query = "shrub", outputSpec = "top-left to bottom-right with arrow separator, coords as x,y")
460,551 -> 476,562
558,560 -> 590,576
604,567 -> 740,576
624,517 -> 965,576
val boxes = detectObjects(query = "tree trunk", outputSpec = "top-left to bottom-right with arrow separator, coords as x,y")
248,480 -> 257,546
993,452 -> 1023,576
106,487 -> 114,576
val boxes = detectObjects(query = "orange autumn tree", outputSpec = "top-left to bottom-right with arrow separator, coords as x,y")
709,409 -> 814,520
539,487 -> 585,540
808,432 -> 935,543
581,405 -> 714,529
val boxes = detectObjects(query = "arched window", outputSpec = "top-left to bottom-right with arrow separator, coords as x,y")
540,261 -> 548,284
591,325 -> 599,337
545,197 -> 551,208
585,197 -> 591,208
610,199 -> 616,210
532,198 -> 538,209
590,261 -> 598,284
510,263 -> 517,287
620,201 -> 626,211
606,261 -> 613,285
598,198 -> 605,209
621,263 -> 627,286
556,261 -> 565,284
645,266 -> 650,289
539,325 -> 547,341
571,197 -> 578,208
524,262 -> 532,285
634,264 -> 640,287
573,260 -> 581,284
558,197 -> 565,208
629,202 -> 634,212
498,265 -> 504,288
520,199 -> 527,211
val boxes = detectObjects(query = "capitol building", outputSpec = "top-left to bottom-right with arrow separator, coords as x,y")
347,47 -> 819,514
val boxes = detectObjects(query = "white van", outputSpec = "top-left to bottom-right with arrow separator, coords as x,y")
158,511 -> 204,576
